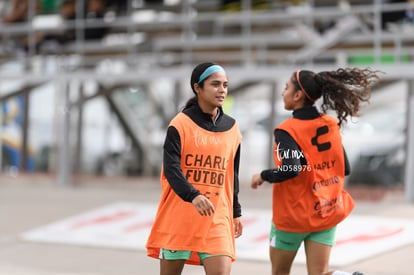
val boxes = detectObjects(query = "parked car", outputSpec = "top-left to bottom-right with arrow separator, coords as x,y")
342,100 -> 406,186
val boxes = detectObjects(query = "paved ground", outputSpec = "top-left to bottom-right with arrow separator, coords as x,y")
0,173 -> 413,275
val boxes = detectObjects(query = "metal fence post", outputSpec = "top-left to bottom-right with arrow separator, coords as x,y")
57,78 -> 72,187
405,79 -> 414,203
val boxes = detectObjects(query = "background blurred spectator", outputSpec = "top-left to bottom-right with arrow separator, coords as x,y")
2,0 -> 40,23
105,0 -> 128,15
22,0 -> 76,53
84,0 -> 108,40
401,0 -> 414,23
21,0 -> 109,53
382,0 -> 407,29
38,0 -> 63,14
1,0 -> 63,23
381,0 -> 414,31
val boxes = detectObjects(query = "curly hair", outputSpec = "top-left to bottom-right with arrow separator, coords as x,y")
293,68 -> 381,126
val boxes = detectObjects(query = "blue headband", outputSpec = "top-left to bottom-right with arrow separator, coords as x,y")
198,65 -> 225,84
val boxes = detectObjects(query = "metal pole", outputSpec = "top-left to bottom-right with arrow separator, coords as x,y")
181,0 -> 194,65
73,81 -> 84,174
27,0 -> 37,56
405,80 -> 414,203
75,0 -> 85,55
268,80 -> 277,168
20,91 -> 30,171
241,0 -> 252,66
373,0 -> 382,64
57,79 -> 72,187
0,101 -> 2,170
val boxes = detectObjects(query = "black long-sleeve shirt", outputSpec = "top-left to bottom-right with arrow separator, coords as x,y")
260,107 -> 351,183
163,103 -> 242,218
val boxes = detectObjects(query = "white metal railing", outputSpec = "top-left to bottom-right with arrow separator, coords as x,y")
0,1 -> 414,67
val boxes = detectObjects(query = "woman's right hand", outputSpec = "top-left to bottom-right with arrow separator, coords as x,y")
192,195 -> 215,216
251,173 -> 264,189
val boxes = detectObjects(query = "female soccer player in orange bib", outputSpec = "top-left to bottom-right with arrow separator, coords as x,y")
251,68 -> 380,275
146,62 -> 243,275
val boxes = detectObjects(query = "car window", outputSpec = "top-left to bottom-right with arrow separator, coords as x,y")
345,103 -> 406,134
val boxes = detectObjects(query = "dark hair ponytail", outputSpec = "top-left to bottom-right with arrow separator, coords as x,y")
184,62 -> 216,109
317,68 -> 381,125
293,68 -> 381,126
183,97 -> 198,109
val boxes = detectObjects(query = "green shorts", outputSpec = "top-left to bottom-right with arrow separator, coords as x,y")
269,222 -> 337,251
159,248 -> 215,263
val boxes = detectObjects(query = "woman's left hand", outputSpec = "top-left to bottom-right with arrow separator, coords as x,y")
233,217 -> 243,238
